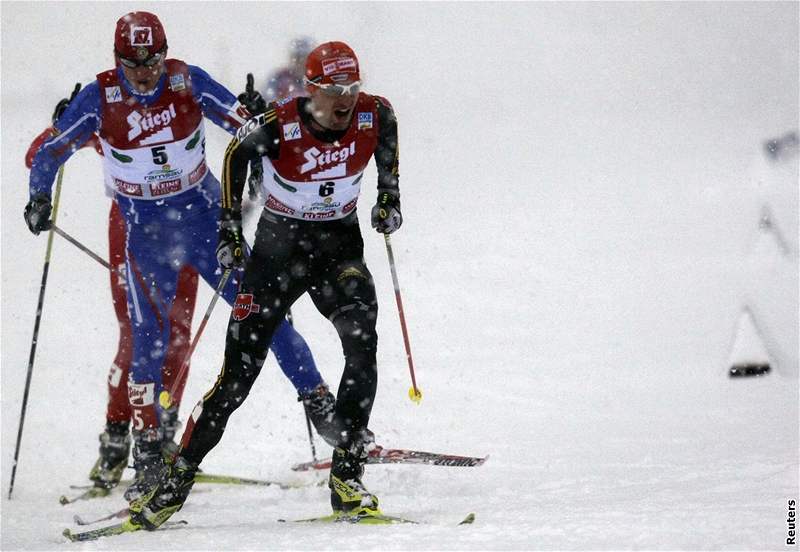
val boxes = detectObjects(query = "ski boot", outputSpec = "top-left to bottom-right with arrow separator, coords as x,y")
299,383 -> 339,446
129,456 -> 198,530
88,422 -> 131,490
124,429 -> 165,502
329,430 -> 380,517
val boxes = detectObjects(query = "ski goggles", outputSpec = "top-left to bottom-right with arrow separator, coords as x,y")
116,47 -> 166,69
305,78 -> 362,96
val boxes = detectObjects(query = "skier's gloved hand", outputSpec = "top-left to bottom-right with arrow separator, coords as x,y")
247,159 -> 263,201
216,209 -> 245,269
24,193 -> 53,235
371,189 -> 402,234
237,73 -> 267,116
52,82 -> 82,124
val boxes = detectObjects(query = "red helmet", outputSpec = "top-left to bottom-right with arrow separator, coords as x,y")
304,41 -> 360,85
114,11 -> 167,61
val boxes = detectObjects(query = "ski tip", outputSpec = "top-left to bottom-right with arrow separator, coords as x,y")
459,513 -> 476,525
59,495 -> 70,505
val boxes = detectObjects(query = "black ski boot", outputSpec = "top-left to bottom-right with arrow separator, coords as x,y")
299,383 -> 338,446
124,429 -> 165,502
88,422 -> 131,490
329,430 -> 380,516
130,456 -> 198,530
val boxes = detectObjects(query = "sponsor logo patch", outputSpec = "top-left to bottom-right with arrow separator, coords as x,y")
127,103 -> 178,141
235,112 -> 268,142
358,112 -> 372,130
108,363 -> 123,388
188,160 -> 207,185
302,211 -> 336,220
307,198 -> 341,211
128,382 -> 155,406
342,198 -> 358,214
145,165 -> 183,182
300,143 -> 355,175
266,195 -> 295,215
322,56 -> 357,76
149,179 -> 182,196
282,122 -> 301,141
130,26 -> 153,47
105,86 -> 123,104
232,293 -> 261,321
169,74 -> 186,92
115,179 -> 143,196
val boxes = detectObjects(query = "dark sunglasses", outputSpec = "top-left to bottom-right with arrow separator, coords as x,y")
117,47 -> 166,69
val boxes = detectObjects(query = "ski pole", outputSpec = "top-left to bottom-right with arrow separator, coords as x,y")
8,166 -> 65,499
382,234 -> 422,404
159,269 -> 233,409
285,308 -> 319,462
303,411 -> 319,463
51,224 -> 117,273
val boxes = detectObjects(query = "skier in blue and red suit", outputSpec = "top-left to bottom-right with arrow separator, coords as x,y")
24,11 -> 336,502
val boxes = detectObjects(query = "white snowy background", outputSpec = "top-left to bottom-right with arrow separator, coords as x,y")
1,2 -> 798,550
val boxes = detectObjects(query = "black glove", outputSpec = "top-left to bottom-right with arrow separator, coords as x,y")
216,209 -> 245,269
24,193 -> 53,235
371,189 -> 402,234
237,73 -> 267,116
52,82 -> 82,124
247,159 -> 263,200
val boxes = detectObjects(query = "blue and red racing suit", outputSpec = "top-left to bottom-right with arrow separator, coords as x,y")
29,61 -> 323,432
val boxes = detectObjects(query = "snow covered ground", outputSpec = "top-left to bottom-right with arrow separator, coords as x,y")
1,2 -> 798,550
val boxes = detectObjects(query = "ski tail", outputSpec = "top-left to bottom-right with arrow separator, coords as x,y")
292,446 -> 488,472
62,520 -> 186,542
279,511 -> 476,526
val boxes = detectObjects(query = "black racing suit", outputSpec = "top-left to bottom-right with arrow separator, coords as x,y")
180,96 -> 399,464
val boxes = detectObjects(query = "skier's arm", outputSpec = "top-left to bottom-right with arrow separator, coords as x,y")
188,65 -> 252,135
28,82 -> 102,198
370,96 -> 402,233
374,96 -> 400,195
220,108 -> 280,211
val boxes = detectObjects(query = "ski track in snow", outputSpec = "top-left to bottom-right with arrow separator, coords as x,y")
2,3 -> 798,550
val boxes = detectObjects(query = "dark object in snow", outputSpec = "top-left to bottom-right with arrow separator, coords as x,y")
729,363 -> 771,377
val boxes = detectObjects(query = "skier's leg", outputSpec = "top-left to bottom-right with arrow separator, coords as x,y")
307,216 -> 380,514
123,235 -> 180,501
89,201 -> 133,489
191,203 -> 327,405
179,213 -> 309,464
160,265 -> 199,448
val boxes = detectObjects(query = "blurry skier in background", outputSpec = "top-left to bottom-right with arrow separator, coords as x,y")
728,130 -> 799,378
25,103 -> 199,495
246,37 -> 317,203
24,11 -> 334,502
262,36 -> 315,101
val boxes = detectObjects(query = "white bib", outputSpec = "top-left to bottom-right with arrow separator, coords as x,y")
100,121 -> 208,199
260,157 -> 363,221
